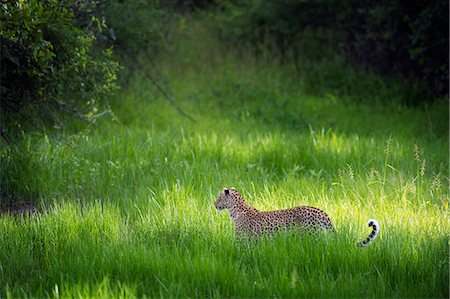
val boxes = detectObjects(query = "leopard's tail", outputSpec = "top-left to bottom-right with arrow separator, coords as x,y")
358,219 -> 380,247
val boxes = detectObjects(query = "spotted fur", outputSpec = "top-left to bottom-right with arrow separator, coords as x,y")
214,187 -> 380,246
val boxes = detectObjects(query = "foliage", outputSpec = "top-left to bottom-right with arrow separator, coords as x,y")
0,0 -> 119,136
97,0 -> 178,57
216,0 -> 448,101
336,0 -> 448,102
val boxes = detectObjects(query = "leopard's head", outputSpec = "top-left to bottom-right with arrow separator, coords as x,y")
214,187 -> 238,211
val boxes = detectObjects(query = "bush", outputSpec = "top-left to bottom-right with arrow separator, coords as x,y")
217,0 -> 448,101
0,0 -> 119,136
336,0 -> 448,101
97,0 -> 178,57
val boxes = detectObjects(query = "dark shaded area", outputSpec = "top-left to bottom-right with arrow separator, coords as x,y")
218,0 -> 449,102
0,1 -> 118,137
337,0 -> 449,102
0,199 -> 38,216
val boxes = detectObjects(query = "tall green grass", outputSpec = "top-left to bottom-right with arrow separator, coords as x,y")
0,17 -> 448,298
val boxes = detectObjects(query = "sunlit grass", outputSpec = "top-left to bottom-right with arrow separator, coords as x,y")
0,17 -> 448,298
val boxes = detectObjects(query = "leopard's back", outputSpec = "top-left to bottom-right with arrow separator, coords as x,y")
255,205 -> 334,234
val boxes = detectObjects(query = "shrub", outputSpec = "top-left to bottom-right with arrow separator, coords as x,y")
217,0 -> 448,101
336,0 -> 448,101
0,0 -> 119,136
97,0 -> 177,57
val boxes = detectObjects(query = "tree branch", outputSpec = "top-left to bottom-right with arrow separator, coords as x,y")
127,53 -> 196,123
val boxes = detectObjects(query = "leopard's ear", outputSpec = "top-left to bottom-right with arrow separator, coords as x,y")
230,187 -> 237,191
224,188 -> 230,195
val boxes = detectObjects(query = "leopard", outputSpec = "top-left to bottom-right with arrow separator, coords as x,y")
214,187 -> 380,246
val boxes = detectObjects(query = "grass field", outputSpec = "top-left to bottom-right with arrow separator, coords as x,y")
1,19 -> 449,298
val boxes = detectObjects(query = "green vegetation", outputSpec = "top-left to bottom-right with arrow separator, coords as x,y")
1,5 -> 449,299
0,0 -> 119,134
220,0 -> 449,100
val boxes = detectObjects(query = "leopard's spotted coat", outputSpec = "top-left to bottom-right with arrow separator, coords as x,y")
214,187 -> 379,246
